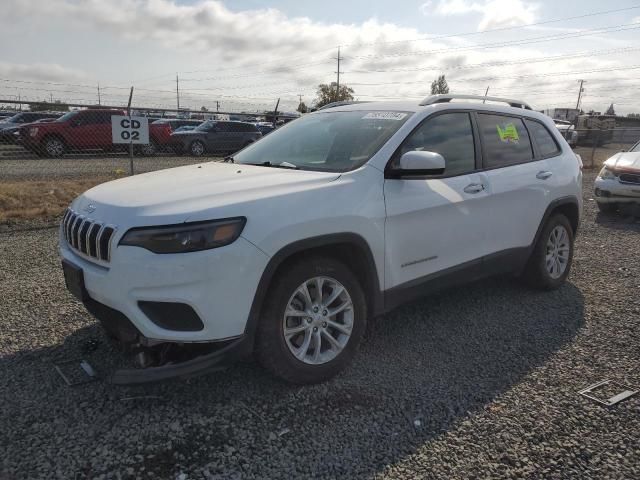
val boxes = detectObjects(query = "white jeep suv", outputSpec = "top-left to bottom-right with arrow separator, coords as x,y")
60,95 -> 582,384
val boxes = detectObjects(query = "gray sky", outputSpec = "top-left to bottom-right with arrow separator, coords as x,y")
2,0 -> 639,114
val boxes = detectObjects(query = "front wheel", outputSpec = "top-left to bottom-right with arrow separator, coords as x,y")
256,256 -> 367,384
189,140 -> 205,157
43,137 -> 65,158
523,214 -> 574,290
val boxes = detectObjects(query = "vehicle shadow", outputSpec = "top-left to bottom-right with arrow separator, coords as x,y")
1,278 -> 585,479
594,206 -> 640,231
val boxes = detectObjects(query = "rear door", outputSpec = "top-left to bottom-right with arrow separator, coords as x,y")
475,113 -> 553,255
384,111 -> 493,290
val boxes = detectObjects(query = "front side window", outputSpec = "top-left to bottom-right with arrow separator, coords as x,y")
392,112 -> 476,176
525,119 -> 560,158
478,114 -> 533,168
235,110 -> 411,172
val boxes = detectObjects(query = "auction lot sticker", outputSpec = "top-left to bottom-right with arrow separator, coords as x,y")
362,112 -> 408,120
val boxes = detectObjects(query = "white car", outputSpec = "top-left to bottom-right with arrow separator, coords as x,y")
554,120 -> 578,148
60,94 -> 582,384
594,140 -> 640,213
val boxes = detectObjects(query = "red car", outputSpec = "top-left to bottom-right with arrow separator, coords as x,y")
21,109 -> 125,157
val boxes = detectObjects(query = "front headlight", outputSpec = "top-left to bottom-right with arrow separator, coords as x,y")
598,166 -> 617,180
119,217 -> 246,254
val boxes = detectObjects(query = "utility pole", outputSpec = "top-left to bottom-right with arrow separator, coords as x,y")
176,74 -> 180,112
50,92 -> 53,103
97,83 -> 101,106
575,80 -> 585,111
333,47 -> 343,102
216,101 -> 220,112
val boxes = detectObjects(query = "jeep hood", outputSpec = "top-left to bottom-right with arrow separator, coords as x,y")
604,151 -> 640,172
72,161 -> 341,223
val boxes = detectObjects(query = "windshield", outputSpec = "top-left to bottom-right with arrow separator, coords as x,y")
56,111 -> 79,122
195,121 -> 215,132
234,110 -> 411,172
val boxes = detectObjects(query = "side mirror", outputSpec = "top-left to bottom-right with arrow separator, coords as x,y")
388,151 -> 446,178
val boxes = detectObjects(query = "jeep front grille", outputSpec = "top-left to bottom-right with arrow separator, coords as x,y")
62,209 -> 115,262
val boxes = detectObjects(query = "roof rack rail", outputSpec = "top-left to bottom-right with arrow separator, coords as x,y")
316,101 -> 370,111
420,94 -> 532,110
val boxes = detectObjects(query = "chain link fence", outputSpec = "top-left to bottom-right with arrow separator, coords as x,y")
0,105 -> 279,222
2,105 -> 639,223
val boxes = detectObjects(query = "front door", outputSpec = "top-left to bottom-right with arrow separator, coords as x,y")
384,111 -> 493,290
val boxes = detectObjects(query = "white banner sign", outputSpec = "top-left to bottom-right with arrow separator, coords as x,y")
111,116 -> 149,145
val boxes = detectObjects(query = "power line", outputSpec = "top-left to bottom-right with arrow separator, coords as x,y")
343,47 -> 640,74
340,5 -> 640,48
347,22 -> 640,60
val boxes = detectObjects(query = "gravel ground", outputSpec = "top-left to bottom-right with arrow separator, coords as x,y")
1,172 -> 639,479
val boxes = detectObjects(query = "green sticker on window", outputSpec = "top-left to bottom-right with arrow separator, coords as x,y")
496,123 -> 519,144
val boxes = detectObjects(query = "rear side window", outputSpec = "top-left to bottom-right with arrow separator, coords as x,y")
394,112 -> 476,176
525,119 -> 561,158
477,114 -> 533,168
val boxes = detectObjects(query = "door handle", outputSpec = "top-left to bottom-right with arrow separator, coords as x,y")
536,171 -> 553,180
463,183 -> 485,194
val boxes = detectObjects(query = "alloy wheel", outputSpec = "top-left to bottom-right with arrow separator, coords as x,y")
282,276 -> 354,365
46,138 -> 64,156
191,141 -> 204,156
545,225 -> 570,279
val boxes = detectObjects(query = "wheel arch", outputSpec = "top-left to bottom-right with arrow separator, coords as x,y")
532,196 -> 581,248
244,233 -> 383,342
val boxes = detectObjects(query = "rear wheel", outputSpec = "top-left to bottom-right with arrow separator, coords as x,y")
189,140 -> 205,157
43,137 -> 65,157
597,202 -> 617,214
523,214 -> 574,290
256,256 -> 367,384
139,140 -> 158,156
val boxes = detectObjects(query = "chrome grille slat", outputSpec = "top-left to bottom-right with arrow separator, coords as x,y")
61,208 -> 116,263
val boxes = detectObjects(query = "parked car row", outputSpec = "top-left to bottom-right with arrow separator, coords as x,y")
0,112 -> 64,144
7,108 -> 273,158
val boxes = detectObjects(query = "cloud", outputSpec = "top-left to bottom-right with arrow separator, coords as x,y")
0,62 -> 87,83
422,0 -> 539,31
0,0 -> 637,114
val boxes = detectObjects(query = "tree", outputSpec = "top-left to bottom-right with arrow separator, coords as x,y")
200,106 -> 209,112
297,101 -> 308,114
627,113 -> 640,118
29,100 -> 69,112
605,103 -> 616,116
430,75 -> 449,95
314,82 -> 354,108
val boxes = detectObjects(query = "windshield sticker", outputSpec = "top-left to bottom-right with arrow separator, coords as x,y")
362,112 -> 407,121
497,123 -> 520,144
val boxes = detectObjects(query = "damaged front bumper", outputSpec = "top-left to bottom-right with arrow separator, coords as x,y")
84,296 -> 252,385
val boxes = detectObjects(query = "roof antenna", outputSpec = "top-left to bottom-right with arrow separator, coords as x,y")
483,86 -> 490,104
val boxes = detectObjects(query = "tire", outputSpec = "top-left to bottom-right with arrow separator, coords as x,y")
255,256 -> 367,384
597,202 -> 617,214
43,136 -> 65,158
139,140 -> 158,157
523,214 -> 574,290
189,140 -> 205,157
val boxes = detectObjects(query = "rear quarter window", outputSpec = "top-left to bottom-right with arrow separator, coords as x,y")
477,114 -> 533,168
525,119 -> 561,158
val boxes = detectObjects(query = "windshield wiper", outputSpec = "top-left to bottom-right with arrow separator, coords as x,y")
244,161 -> 299,170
